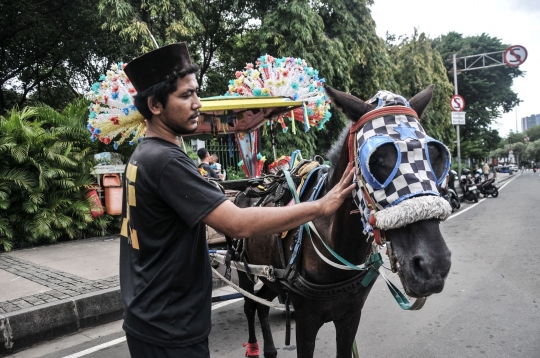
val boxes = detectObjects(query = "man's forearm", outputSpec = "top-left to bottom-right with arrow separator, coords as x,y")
234,201 -> 324,238
204,199 -> 325,239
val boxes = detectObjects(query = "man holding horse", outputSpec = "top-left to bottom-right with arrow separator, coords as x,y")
118,43 -> 355,358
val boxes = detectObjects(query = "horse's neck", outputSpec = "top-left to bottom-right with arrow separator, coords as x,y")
301,133 -> 370,283
328,131 -> 365,247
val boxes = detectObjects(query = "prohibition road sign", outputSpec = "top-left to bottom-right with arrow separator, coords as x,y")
450,94 -> 465,111
504,45 -> 528,67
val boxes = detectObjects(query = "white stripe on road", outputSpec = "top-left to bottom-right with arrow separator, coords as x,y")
447,174 -> 518,221
63,298 -> 244,357
211,297 -> 243,310
62,337 -> 126,358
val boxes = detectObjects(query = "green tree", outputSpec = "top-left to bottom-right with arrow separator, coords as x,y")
524,140 -> 540,164
98,0 -> 255,96
386,31 -> 455,146
0,0 -> 138,112
525,125 -> 540,142
433,32 -> 522,158
253,0 -> 397,159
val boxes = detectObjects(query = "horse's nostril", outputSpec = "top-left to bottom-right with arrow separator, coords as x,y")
411,255 -> 428,280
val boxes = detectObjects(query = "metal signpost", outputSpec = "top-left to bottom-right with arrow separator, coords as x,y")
451,45 -> 527,177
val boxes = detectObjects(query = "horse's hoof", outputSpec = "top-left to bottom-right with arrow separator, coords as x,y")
243,342 -> 260,357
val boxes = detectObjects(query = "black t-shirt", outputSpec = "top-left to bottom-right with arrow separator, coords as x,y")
198,162 -> 218,179
119,137 -> 227,347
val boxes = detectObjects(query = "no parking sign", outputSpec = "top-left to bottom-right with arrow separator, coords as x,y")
504,45 -> 527,67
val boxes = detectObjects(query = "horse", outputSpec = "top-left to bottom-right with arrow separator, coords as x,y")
232,85 -> 452,358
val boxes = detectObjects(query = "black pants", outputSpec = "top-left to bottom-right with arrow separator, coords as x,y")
126,333 -> 210,358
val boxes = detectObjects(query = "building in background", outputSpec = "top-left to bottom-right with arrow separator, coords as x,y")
521,114 -> 540,132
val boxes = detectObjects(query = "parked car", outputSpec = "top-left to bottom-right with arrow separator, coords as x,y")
509,164 -> 519,171
499,166 -> 514,174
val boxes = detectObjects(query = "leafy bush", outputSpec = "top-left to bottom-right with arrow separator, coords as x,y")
225,168 -> 247,180
0,100 -> 119,251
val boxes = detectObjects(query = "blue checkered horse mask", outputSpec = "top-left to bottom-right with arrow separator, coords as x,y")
325,86 -> 452,232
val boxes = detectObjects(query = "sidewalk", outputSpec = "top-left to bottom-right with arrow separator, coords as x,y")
0,172 -> 517,356
0,235 -> 232,356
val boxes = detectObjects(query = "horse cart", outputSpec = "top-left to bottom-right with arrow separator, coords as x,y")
87,55 -> 454,358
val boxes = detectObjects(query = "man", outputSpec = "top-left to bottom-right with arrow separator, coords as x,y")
197,148 -> 221,179
120,43 -> 355,357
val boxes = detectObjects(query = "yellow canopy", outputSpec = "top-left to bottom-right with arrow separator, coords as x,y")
191,96 -> 304,135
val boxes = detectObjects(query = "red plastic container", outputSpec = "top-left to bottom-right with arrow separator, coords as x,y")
102,173 -> 121,187
86,189 -> 104,218
104,187 -> 123,215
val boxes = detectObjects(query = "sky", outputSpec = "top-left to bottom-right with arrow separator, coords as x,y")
369,0 -> 540,136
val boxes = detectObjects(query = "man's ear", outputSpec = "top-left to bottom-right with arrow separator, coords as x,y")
147,96 -> 162,116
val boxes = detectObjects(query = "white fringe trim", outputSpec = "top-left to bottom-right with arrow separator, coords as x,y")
373,196 -> 452,231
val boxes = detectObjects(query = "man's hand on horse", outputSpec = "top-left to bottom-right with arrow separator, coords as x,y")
203,162 -> 356,238
317,162 -> 356,217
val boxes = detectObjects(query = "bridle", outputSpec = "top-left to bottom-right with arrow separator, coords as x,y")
348,106 -> 419,250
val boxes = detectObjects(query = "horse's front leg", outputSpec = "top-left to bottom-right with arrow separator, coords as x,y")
255,285 -> 279,358
238,272 -> 260,357
333,311 -> 362,358
292,301 -> 324,358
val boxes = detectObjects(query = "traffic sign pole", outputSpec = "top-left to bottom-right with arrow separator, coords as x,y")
450,46 -> 526,177
453,54 -> 462,178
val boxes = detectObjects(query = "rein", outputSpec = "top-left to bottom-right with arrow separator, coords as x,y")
282,168 -> 424,310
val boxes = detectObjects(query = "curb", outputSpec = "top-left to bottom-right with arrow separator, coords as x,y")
0,287 -> 123,356
0,273 -> 229,356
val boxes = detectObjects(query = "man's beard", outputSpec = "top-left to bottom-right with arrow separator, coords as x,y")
167,111 -> 199,135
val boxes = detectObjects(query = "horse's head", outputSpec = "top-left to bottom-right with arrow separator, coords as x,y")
326,85 -> 451,298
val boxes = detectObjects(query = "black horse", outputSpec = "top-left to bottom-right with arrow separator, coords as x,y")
234,86 -> 452,358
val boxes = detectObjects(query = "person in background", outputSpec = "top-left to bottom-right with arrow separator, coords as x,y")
209,154 -> 224,180
197,148 -> 220,179
119,42 -> 356,358
483,162 -> 490,181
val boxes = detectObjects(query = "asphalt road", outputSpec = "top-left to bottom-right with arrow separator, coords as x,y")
8,171 -> 540,358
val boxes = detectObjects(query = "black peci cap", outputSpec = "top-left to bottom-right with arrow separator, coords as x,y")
124,43 -> 193,92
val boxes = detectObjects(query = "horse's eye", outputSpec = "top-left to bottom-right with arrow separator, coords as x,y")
369,143 -> 398,184
427,142 -> 447,179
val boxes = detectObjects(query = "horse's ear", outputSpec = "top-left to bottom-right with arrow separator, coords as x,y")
325,86 -> 375,122
409,85 -> 434,118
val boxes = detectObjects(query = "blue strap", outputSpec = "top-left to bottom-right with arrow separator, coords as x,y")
299,166 -> 322,197
288,171 -> 327,266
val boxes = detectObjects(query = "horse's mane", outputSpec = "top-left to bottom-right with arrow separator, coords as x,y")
326,122 -> 351,168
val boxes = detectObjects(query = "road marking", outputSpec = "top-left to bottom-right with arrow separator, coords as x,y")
62,337 -> 126,358
212,297 -> 243,310
447,174 -> 518,221
62,297 -> 243,357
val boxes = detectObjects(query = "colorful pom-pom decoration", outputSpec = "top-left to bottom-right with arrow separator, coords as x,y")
85,62 -> 145,148
224,55 -> 331,131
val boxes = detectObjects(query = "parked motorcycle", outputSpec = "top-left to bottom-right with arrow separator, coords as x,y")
477,177 -> 499,197
460,169 -> 479,203
438,172 -> 460,212
472,170 -> 499,198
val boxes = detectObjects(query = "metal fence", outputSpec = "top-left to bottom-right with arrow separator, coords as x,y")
205,135 -> 241,173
